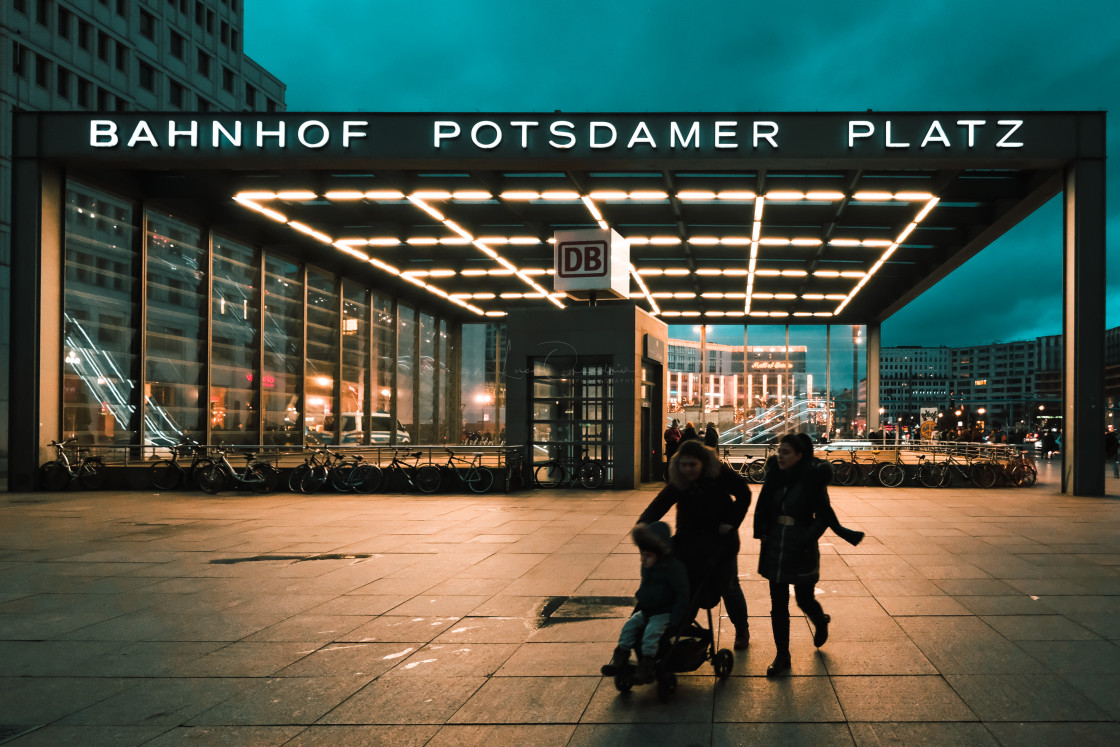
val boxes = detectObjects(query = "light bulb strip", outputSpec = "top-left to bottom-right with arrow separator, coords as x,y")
833,196 -> 940,315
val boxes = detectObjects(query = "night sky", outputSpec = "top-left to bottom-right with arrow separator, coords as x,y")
244,0 -> 1117,348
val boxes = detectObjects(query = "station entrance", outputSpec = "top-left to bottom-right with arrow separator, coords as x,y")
9,111 -> 1106,494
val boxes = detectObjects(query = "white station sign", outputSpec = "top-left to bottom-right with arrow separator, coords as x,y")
553,228 -> 630,299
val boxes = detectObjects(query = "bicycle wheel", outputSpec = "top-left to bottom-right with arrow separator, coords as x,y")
78,458 -> 104,490
917,462 -> 941,488
878,463 -> 905,488
831,460 -> 857,487
969,461 -> 997,489
577,460 -> 606,489
330,463 -> 357,492
300,465 -> 329,494
935,463 -> 953,488
247,463 -> 275,492
253,463 -> 280,493
352,464 -> 383,493
196,464 -> 227,494
40,461 -> 70,491
287,463 -> 310,492
465,467 -> 495,493
534,462 -> 565,488
150,460 -> 183,490
746,459 -> 766,483
414,465 -> 443,494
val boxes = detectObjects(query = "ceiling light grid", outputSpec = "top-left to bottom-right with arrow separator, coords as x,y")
235,187 -> 941,320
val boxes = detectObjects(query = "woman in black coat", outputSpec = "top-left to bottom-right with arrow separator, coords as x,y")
753,432 -> 833,677
637,438 -> 752,649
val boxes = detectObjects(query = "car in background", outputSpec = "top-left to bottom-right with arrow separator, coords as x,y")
340,412 -> 411,445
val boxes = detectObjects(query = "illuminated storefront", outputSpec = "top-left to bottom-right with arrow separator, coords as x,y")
8,111 -> 1106,493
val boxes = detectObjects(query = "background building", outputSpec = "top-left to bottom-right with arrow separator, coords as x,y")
881,326 -> 1120,437
1,0 -> 286,483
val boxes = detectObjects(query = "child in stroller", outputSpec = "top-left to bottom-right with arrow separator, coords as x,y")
601,521 -> 736,701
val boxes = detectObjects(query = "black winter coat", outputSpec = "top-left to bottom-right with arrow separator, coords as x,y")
753,456 -> 831,584
634,555 -> 690,627
638,462 -> 750,560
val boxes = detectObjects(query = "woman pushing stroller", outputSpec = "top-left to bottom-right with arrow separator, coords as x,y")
635,438 -> 752,650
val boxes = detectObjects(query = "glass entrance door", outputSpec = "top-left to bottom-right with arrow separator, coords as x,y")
529,356 -> 613,485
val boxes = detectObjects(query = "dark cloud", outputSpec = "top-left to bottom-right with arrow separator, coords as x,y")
244,0 -> 1117,345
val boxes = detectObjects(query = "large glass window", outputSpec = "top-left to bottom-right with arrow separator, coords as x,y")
341,283 -> 369,445
263,256 -> 302,445
305,268 -> 339,445
144,210 -> 205,444
211,236 -> 259,444
371,292 -> 393,420
438,319 -> 457,444
418,312 -> 436,443
63,184 -> 139,445
397,305 -> 415,444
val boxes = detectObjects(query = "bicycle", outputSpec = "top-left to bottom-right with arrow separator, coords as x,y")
328,451 -> 378,493
930,452 -> 997,488
830,449 -> 886,487
367,449 -> 442,493
196,447 -> 280,494
876,448 -> 908,488
534,447 -> 606,489
149,440 -> 213,490
40,438 -> 105,491
744,444 -> 777,484
287,447 -> 336,494
438,448 -> 495,493
916,454 -> 944,488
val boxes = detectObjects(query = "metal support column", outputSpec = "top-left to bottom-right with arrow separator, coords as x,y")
1063,157 -> 1106,496
867,323 -> 881,432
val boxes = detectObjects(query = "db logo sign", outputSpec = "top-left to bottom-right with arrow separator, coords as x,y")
557,240 -> 608,278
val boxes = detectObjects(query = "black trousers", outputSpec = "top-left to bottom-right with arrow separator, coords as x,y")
768,578 -> 825,656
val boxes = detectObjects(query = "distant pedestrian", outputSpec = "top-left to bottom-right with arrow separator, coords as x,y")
704,422 -> 719,448
1105,430 -> 1119,478
680,422 -> 700,442
663,419 -> 682,481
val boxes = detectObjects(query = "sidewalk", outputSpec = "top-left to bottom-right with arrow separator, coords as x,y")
1,465 -> 1119,746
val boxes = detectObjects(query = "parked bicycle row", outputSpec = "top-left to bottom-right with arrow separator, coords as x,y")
720,445 -> 1038,488
39,440 -> 513,494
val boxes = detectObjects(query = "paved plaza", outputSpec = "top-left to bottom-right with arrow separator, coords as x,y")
1,461 -> 1119,746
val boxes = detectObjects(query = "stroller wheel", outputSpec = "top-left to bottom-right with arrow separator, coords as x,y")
656,672 -> 678,702
714,648 -> 734,679
614,672 -> 634,693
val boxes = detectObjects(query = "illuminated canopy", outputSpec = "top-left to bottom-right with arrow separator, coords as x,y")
18,110 -> 1104,324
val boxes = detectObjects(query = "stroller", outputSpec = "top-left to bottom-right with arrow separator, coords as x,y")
600,546 -> 736,702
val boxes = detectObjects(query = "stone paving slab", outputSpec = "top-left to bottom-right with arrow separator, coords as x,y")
1,463 -> 1119,745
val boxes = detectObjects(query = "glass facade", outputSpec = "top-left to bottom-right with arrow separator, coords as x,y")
59,180 -> 460,450
145,210 -> 205,443
211,236 -> 259,444
667,324 -> 869,442
62,185 -> 140,446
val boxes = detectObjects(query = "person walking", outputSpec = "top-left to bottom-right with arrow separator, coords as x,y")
663,419 -> 682,478
753,432 -> 834,677
1105,429 -> 1119,478
704,421 -> 719,448
680,421 -> 700,442
637,439 -> 752,650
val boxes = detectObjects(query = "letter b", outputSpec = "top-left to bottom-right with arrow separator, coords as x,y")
584,245 -> 603,273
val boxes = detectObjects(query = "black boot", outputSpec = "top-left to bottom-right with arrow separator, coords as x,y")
813,614 -> 831,647
768,613 -> 791,677
634,655 -> 654,684
766,652 -> 791,677
734,625 -> 749,651
601,646 -> 631,676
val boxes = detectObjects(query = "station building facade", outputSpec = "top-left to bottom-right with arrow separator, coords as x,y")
6,111 -> 1108,494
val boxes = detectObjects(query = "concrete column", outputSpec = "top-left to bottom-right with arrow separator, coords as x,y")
867,323 -> 881,432
1063,157 -> 1106,496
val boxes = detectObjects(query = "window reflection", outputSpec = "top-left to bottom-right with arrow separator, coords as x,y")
63,183 -> 139,445
263,256 -> 302,445
145,210 -> 205,444
211,236 -> 259,443
305,268 -> 339,445
341,283 -> 369,445
397,305 -> 415,444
